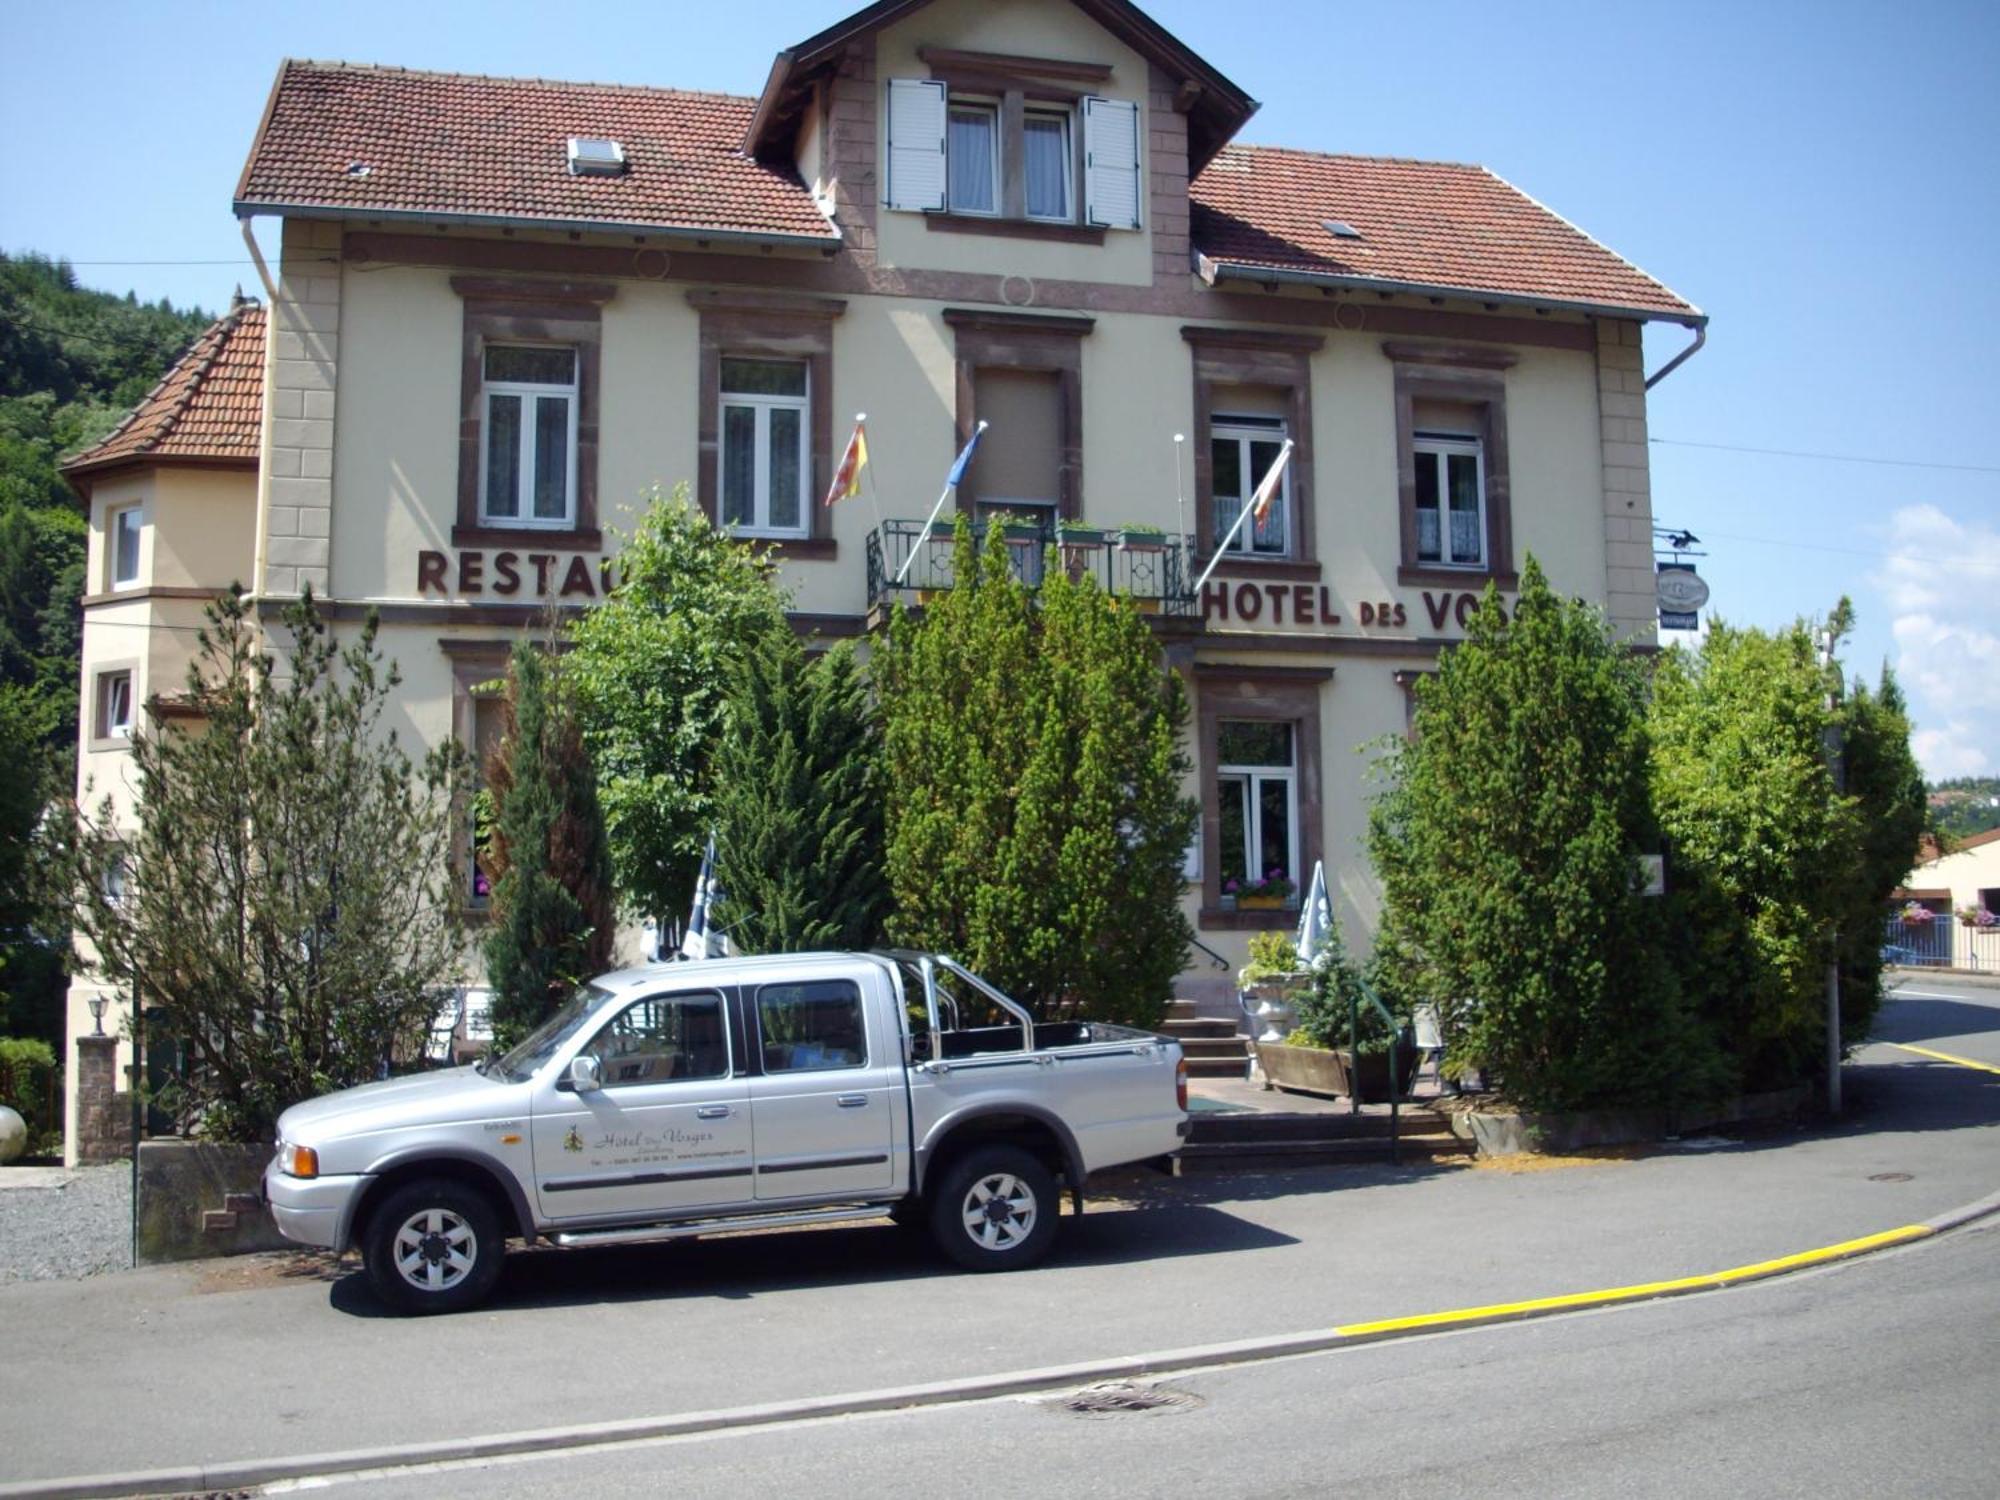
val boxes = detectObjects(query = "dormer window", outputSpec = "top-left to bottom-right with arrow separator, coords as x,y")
887,78 -> 1137,231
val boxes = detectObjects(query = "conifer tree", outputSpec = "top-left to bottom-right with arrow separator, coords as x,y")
876,520 -> 1196,1026
710,632 -> 888,954
483,639 -> 614,1047
1368,558 -> 1711,1111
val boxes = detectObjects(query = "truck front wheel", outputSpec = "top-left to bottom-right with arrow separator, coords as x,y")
927,1145 -> 1059,1272
361,1177 -> 506,1315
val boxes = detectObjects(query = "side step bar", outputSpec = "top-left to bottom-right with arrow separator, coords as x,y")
548,1203 -> 897,1249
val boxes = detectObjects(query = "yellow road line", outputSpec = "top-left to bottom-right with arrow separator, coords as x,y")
1884,1041 -> 2000,1076
1332,1224 -> 1934,1338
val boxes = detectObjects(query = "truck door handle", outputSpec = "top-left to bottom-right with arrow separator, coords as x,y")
836,1095 -> 868,1109
695,1105 -> 733,1120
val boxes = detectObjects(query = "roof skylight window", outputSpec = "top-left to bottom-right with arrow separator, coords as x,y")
1322,219 -> 1363,239
567,137 -> 627,177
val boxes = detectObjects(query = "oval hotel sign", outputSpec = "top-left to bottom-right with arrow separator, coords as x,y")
1657,567 -> 1710,612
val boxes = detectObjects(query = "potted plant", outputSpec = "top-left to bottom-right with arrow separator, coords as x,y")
1956,903 -> 1998,929
1898,900 -> 1935,926
1055,520 -> 1109,548
1254,930 -> 1419,1102
1237,930 -> 1307,1044
1116,523 -> 1168,553
1237,870 -> 1296,910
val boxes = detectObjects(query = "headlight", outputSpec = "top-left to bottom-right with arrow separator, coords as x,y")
278,1142 -> 320,1179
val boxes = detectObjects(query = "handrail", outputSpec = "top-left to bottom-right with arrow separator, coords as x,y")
1188,935 -> 1231,972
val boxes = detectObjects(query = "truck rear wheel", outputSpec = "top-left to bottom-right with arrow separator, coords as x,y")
362,1177 -> 505,1315
927,1145 -> 1059,1272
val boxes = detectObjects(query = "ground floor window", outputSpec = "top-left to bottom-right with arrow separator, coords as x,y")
1216,720 -> 1298,903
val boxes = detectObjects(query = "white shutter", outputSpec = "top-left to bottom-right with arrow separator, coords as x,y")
1083,95 -> 1142,230
885,78 -> 947,213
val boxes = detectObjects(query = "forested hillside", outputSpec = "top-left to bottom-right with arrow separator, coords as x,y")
0,250 -> 213,1045
1930,776 -> 2000,842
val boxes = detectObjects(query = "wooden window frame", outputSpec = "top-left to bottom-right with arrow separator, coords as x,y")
1183,327 -> 1323,580
477,346 -> 580,531
718,359 -> 813,540
1194,664 -> 1329,931
452,276 -> 613,550
1210,414 -> 1292,559
1386,341 -> 1518,588
691,290 -> 846,561
943,309 -> 1092,520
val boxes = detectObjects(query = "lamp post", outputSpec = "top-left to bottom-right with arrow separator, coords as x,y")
86,996 -> 108,1038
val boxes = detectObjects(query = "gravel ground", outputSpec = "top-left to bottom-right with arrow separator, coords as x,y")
0,1165 -> 133,1283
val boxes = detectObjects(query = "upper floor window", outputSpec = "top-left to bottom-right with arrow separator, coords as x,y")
479,345 -> 577,529
720,358 -> 809,538
887,79 -> 1137,230
95,669 -> 134,742
1212,415 -> 1290,557
1413,430 -> 1485,569
110,504 -> 141,588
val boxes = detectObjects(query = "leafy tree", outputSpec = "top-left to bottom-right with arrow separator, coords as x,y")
482,638 -> 614,1047
1368,559 -> 1711,1112
565,485 -> 789,924
711,630 -> 888,954
1652,605 -> 1923,1088
875,521 -> 1197,1027
43,589 -> 468,1141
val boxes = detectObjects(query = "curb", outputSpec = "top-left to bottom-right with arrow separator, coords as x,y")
5,1192 -> 1997,1500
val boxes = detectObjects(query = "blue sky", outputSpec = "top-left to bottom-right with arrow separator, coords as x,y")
5,0 -> 1997,776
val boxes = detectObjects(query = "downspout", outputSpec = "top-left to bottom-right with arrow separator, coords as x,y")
1644,321 -> 1707,389
241,217 -> 281,610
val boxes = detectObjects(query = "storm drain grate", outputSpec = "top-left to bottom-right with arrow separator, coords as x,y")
1868,1171 -> 1914,1183
1052,1381 -> 1205,1417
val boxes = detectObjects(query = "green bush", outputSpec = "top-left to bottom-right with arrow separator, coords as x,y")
0,1034 -> 59,1151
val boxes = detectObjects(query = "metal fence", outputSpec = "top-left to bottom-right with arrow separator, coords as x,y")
866,520 -> 1198,616
1961,925 -> 2000,974
1882,915 -> 1952,967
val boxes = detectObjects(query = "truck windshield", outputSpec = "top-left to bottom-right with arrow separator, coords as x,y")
490,984 -> 610,1082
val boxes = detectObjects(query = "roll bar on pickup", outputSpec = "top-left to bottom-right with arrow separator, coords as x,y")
881,950 -> 1036,1057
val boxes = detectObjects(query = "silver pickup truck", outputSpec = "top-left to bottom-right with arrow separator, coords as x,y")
266,950 -> 1187,1314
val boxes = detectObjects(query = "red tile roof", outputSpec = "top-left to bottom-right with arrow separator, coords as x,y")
235,61 -> 837,242
1190,145 -> 1700,320
64,302 -> 266,478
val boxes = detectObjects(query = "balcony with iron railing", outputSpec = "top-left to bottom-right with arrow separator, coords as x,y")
864,518 -> 1201,627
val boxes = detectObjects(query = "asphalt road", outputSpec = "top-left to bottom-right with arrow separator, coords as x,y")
293,1215 -> 2000,1500
2,979 -> 1995,1490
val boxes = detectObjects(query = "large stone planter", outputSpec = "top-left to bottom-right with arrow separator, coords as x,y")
1255,1040 -> 1421,1103
136,1139 -> 289,1264
1447,1085 -> 1813,1157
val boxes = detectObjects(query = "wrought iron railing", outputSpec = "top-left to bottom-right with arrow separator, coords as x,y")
865,519 -> 1199,617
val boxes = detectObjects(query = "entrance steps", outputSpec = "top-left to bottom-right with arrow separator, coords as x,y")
1160,996 -> 1251,1079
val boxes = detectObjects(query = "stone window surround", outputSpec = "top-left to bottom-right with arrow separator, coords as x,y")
1392,666 -> 1436,737
452,275 -> 614,551
445,639 -> 513,921
1194,662 -> 1330,932
691,289 -> 847,561
942,308 -> 1092,519
1386,340 -> 1518,588
1183,327 -> 1324,581
88,658 -> 140,753
917,46 -> 1114,245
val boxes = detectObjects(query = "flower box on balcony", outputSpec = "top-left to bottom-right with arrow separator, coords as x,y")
1117,526 -> 1168,553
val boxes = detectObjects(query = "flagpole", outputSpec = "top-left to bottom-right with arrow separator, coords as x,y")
895,419 -> 987,585
1192,438 -> 1293,597
1172,432 -> 1187,550
856,412 -> 887,542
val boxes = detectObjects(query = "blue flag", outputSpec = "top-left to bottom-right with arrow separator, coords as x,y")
945,421 -> 987,488
680,834 -> 728,961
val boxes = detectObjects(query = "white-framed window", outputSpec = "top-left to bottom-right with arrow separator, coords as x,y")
1211,415 -> 1290,556
95,670 -> 134,741
1216,720 -> 1298,900
479,344 -> 578,528
720,358 -> 810,537
1023,108 -> 1073,222
1413,431 -> 1486,568
109,504 -> 141,588
946,100 -> 1001,216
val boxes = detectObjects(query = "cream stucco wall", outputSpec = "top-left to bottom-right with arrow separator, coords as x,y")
1903,835 -> 2000,968
872,0 -> 1156,286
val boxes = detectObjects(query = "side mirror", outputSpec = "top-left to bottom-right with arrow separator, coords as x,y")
566,1054 -> 602,1094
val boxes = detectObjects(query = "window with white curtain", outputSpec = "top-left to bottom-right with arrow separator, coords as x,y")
1211,414 -> 1290,556
1413,431 -> 1486,567
947,103 -> 999,215
1023,109 -> 1072,221
1216,721 -> 1298,901
480,345 -> 578,527
720,358 -> 809,537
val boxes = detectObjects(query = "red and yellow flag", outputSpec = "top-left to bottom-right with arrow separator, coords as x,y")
824,418 -> 869,506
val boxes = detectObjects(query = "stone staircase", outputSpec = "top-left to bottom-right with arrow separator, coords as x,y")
1161,997 -> 1252,1079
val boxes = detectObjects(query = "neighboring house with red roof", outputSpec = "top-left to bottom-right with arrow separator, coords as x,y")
1892,827 -> 2000,972
65,0 -> 1704,1149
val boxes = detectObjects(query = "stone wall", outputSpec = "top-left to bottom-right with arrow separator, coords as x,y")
135,1140 -> 289,1263
260,217 -> 342,597
1596,317 -> 1658,645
